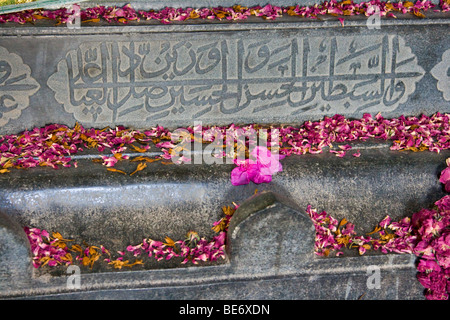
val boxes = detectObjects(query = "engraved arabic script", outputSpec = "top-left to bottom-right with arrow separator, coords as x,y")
0,46 -> 40,127
47,35 -> 424,124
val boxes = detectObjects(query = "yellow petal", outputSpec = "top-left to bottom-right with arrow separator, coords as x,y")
211,219 -> 226,233
131,156 -> 160,163
339,218 -> 348,227
164,237 -> 176,247
82,18 -> 101,23
70,244 -> 83,253
222,206 -> 235,216
130,162 -> 147,176
51,232 -> 72,242
130,144 -> 149,153
124,259 -> 144,268
113,153 -> 123,160
82,256 -> 91,266
366,225 -> 381,235
107,168 -> 127,175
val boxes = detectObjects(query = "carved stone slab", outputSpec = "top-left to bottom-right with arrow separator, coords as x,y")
0,17 -> 448,134
46,34 -> 425,123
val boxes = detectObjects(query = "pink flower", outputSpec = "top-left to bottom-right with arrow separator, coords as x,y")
126,244 -> 142,256
156,141 -> 176,148
436,253 -> 450,269
433,232 -> 450,256
230,159 -> 259,185
445,181 -> 450,193
411,208 -> 436,230
419,218 -> 446,239
250,146 -> 285,172
414,240 -> 435,258
230,146 -> 284,186
379,215 -> 391,229
341,222 -> 355,236
332,150 -> 346,157
420,271 -> 449,300
439,166 -> 450,184
339,144 -> 352,151
358,245 -> 368,255
417,257 -> 441,273
101,155 -> 118,167
435,195 -> 450,211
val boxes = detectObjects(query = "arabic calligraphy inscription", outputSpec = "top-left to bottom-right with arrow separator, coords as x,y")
47,35 -> 424,124
0,46 -> 40,127
430,49 -> 450,101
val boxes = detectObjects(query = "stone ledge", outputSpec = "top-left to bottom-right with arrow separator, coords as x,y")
2,251 -> 422,299
0,143 -> 446,299
1,144 -> 447,248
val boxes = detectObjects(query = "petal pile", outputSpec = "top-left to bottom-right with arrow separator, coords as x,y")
24,202 -> 237,269
0,0 -> 446,25
2,113 -> 450,185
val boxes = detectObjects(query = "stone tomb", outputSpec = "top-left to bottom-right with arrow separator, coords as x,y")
0,2 -> 449,299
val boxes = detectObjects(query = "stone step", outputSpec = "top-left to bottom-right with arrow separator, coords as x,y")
1,0 -> 449,300
0,185 -> 426,299
1,141 -> 447,249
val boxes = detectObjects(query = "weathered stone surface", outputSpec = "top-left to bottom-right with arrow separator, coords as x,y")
0,210 -> 33,291
0,141 -> 448,275
226,191 -> 315,274
1,141 -> 447,248
2,245 -> 424,299
0,141 -> 440,299
0,16 -> 448,134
